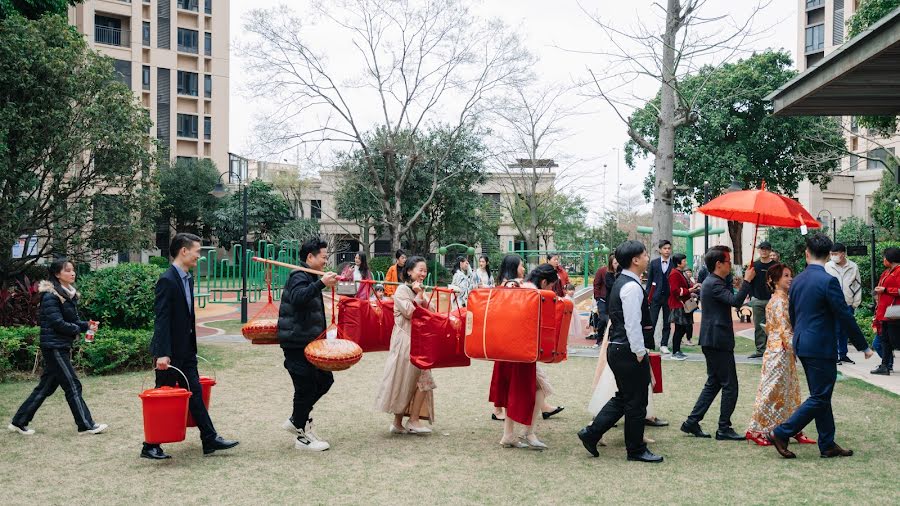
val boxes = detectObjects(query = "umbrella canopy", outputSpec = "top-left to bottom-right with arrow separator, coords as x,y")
697,185 -> 820,229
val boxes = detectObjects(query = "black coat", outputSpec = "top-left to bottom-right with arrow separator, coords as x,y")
277,264 -> 326,349
645,257 -> 673,303
38,281 -> 89,349
698,273 -> 751,351
150,265 -> 198,363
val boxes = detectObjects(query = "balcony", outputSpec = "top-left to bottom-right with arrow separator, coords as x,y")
95,25 -> 130,47
177,0 -> 199,12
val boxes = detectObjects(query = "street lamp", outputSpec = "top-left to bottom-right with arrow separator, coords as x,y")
210,171 -> 250,323
816,209 -> 836,241
703,181 -> 710,252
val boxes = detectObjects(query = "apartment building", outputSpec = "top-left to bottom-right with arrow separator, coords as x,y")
69,0 -> 230,171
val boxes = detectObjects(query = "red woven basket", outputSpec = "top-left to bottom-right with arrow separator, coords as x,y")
241,268 -> 279,345
305,337 -> 363,372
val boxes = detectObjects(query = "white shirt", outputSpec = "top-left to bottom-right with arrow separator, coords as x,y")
661,257 -> 670,273
620,269 -> 648,358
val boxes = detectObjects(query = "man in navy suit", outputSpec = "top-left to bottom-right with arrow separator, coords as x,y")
141,233 -> 239,460
645,240 -> 674,353
768,234 -> 873,459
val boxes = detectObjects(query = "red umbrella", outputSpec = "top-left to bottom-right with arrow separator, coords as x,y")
697,181 -> 819,263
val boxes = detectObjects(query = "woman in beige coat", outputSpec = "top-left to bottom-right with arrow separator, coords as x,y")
374,256 -> 435,434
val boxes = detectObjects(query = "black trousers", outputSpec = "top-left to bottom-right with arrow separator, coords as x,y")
650,300 -> 671,348
585,343 -> 650,456
881,321 -> 900,369
594,298 -> 609,342
686,347 -> 738,430
12,347 -> 96,431
672,325 -> 690,353
284,347 -> 333,426
144,360 -> 217,447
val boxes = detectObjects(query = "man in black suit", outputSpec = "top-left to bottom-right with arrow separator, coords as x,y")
645,240 -> 673,353
141,233 -> 239,460
680,245 -> 755,441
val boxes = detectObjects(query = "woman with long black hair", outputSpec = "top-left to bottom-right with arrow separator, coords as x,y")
474,254 -> 494,288
9,258 -> 107,436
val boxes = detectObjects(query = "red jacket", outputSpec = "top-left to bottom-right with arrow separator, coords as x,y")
667,269 -> 692,310
593,266 -> 608,300
553,265 -> 570,297
874,265 -> 900,332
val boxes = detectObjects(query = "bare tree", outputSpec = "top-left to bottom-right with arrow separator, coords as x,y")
578,0 -> 768,256
271,171 -> 310,219
240,0 -> 531,250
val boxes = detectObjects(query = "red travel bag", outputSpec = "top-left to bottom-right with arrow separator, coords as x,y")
410,288 -> 470,369
649,351 -> 663,393
337,297 -> 394,352
547,297 -> 573,363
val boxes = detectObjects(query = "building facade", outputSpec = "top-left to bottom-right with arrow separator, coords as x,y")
69,0 -> 230,171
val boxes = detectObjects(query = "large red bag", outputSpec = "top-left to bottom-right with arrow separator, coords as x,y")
546,297 -> 573,364
465,287 -> 559,363
337,297 -> 394,352
410,289 -> 470,369
649,352 -> 663,393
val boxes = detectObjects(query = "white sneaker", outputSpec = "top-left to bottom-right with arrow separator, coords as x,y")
660,346 -> 671,355
295,430 -> 329,451
304,418 -> 328,447
8,423 -> 35,435
282,418 -> 302,435
78,423 -> 108,435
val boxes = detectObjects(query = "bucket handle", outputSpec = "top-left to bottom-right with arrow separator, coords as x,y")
141,364 -> 192,394
196,355 -> 217,383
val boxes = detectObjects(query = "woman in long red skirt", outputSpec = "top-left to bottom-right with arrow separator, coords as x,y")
489,256 -> 558,450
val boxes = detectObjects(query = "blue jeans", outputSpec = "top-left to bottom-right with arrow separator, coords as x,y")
836,307 -> 855,359
774,357 -> 837,453
873,334 -> 894,369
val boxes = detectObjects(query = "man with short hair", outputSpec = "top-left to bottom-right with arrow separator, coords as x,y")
767,234 -> 873,459
278,237 -> 340,451
646,240 -> 673,353
577,240 -> 662,463
383,250 -> 406,298
681,245 -> 755,441
748,241 -> 776,359
825,242 -> 862,364
548,253 -> 570,297
142,233 -> 239,460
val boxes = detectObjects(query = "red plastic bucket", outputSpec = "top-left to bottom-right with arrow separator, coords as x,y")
139,386 -> 192,444
186,376 -> 216,427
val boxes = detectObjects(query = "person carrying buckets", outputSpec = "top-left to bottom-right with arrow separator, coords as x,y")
140,233 -> 239,460
276,237 -> 339,451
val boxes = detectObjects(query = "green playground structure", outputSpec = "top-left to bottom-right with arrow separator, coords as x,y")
636,226 -> 726,268
512,242 -> 611,288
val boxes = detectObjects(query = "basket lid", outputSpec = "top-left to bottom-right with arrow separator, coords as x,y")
139,386 -> 192,399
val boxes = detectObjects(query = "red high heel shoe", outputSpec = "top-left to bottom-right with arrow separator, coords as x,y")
746,431 -> 772,446
794,433 -> 817,445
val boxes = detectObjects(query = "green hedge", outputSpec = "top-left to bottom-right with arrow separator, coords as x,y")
368,256 -> 394,279
80,263 -> 163,329
148,256 -> 170,269
0,326 -> 153,381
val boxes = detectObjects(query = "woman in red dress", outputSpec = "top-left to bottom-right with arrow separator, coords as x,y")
489,256 -> 558,450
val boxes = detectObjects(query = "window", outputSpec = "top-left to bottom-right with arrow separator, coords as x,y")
177,28 -> 199,53
204,116 -> 211,140
177,113 -> 198,138
112,59 -> 131,88
142,65 -> 150,90
867,148 -> 896,170
204,32 -> 211,56
805,24 -> 825,53
310,200 -> 322,219
177,0 -> 198,12
849,154 -> 858,172
177,71 -> 198,96
95,15 -> 127,47
205,0 -> 211,15
204,74 -> 212,98
142,21 -> 150,46
850,116 -> 858,132
806,0 -> 824,8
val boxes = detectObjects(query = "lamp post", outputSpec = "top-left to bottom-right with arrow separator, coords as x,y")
816,209 -> 835,241
703,181 -> 710,253
210,172 -> 249,323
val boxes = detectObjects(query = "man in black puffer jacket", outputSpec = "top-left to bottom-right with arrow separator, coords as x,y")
278,237 -> 338,451
9,258 -> 106,436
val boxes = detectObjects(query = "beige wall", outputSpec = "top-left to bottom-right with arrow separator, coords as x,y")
70,0 -> 229,171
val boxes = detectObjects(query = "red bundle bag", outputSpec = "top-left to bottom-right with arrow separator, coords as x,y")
465,286 -> 558,363
410,288 -> 470,369
337,296 -> 394,352
649,352 -> 663,393
544,296 -> 572,364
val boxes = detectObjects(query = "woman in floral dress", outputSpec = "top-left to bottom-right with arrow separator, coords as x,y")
746,263 -> 816,446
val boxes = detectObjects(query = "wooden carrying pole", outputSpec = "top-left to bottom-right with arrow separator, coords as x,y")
251,256 -> 439,289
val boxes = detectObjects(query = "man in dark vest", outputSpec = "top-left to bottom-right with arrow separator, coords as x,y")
577,240 -> 663,463
142,233 -> 239,460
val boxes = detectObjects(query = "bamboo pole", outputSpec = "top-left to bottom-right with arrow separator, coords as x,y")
250,256 -> 450,290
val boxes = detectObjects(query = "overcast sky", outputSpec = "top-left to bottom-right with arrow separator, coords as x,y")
228,0 -> 798,223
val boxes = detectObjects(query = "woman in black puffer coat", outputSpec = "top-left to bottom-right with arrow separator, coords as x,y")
8,258 -> 107,436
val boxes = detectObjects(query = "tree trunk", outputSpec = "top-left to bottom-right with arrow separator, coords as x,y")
727,220 -> 744,266
649,0 -> 679,258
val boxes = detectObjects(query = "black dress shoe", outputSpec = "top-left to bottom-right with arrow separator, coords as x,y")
820,443 -> 853,458
202,436 -> 239,455
542,406 -> 564,420
577,428 -> 600,457
491,413 -> 505,421
715,428 -> 746,441
839,356 -> 855,365
645,417 -> 669,427
747,352 -> 764,359
871,365 -> 891,375
140,444 -> 171,460
627,449 -> 663,463
680,421 -> 711,438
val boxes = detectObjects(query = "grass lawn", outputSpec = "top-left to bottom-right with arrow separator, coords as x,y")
1,343 -> 897,505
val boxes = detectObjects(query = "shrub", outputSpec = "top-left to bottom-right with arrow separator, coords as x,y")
368,255 -> 394,278
148,256 -> 170,269
0,326 -> 152,381
0,278 -> 40,327
80,263 -> 163,329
